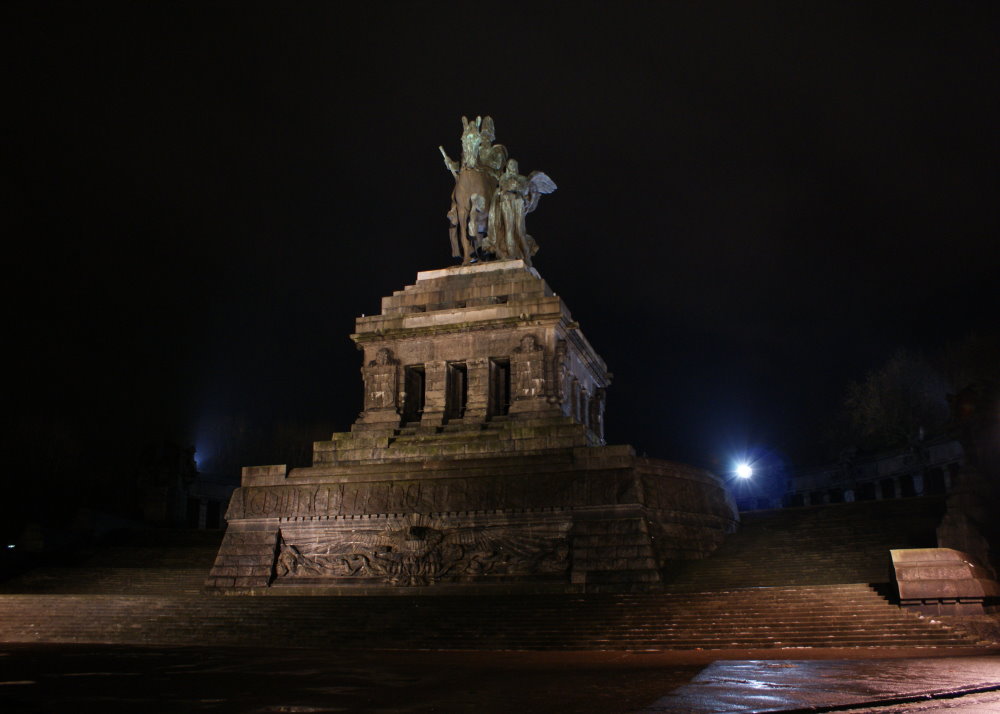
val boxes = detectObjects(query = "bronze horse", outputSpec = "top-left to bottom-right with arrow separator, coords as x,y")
446,167 -> 497,264
441,116 -> 506,264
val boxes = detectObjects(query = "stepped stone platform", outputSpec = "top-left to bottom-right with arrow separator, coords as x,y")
207,260 -> 739,593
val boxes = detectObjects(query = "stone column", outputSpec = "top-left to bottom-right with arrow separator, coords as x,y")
464,357 -> 489,423
420,360 -> 448,427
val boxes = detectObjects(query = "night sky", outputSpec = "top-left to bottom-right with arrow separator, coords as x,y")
5,2 -> 997,502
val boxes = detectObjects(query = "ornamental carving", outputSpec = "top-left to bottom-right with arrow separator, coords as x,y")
274,514 -> 569,586
511,334 -> 545,400
362,347 -> 398,410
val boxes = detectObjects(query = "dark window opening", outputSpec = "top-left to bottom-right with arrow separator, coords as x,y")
809,490 -> 824,506
403,365 -> 426,422
489,358 -> 510,417
880,478 -> 896,499
445,362 -> 468,420
827,489 -> 844,503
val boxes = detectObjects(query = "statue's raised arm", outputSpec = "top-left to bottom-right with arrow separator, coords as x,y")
439,146 -> 459,179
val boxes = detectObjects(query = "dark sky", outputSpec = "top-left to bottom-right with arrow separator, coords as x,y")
5,2 -> 997,486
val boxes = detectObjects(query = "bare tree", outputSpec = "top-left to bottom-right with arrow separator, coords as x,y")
842,348 -> 950,451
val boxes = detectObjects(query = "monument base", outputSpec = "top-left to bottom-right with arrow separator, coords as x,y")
207,444 -> 738,594
207,260 -> 739,594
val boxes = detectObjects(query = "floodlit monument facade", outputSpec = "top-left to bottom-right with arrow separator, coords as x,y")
206,117 -> 738,593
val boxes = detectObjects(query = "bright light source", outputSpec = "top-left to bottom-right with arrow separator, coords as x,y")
5,544 -> 14,549
736,463 -> 753,479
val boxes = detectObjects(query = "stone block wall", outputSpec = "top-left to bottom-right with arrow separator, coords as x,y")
350,260 -> 609,445
208,447 -> 738,593
205,529 -> 279,591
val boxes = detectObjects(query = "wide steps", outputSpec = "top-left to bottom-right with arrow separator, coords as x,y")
0,584 -> 985,651
0,503 -> 987,652
0,567 -> 209,595
664,497 -> 947,591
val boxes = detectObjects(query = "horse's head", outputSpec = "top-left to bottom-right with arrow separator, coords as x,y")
460,115 -> 484,168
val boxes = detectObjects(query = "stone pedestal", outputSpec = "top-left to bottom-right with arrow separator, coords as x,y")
207,261 -> 739,593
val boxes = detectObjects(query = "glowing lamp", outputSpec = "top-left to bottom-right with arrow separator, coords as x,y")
736,463 -> 753,479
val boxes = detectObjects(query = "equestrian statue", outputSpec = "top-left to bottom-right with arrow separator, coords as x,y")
439,116 -> 556,267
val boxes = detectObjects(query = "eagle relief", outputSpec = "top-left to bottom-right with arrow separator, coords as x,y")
274,514 -> 569,586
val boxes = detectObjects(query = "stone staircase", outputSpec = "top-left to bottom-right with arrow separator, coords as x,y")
0,529 -> 222,596
0,584 -> 986,650
0,500 -> 992,651
664,496 -> 947,591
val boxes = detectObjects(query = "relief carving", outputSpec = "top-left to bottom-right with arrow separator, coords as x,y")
362,347 -> 399,410
511,334 -> 545,400
274,514 -> 569,586
549,338 -> 567,405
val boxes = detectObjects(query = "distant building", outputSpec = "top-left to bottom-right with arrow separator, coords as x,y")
785,437 -> 964,507
138,442 -> 235,529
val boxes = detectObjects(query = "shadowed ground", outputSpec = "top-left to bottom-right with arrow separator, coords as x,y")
3,645 -> 1000,714
0,644 -> 702,714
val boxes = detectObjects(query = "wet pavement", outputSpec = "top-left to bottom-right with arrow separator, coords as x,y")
640,657 -> 1000,713
837,690 -> 1000,713
1,644 -> 999,713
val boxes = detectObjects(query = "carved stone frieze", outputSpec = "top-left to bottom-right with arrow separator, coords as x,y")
234,470 -> 643,519
275,514 -> 570,585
